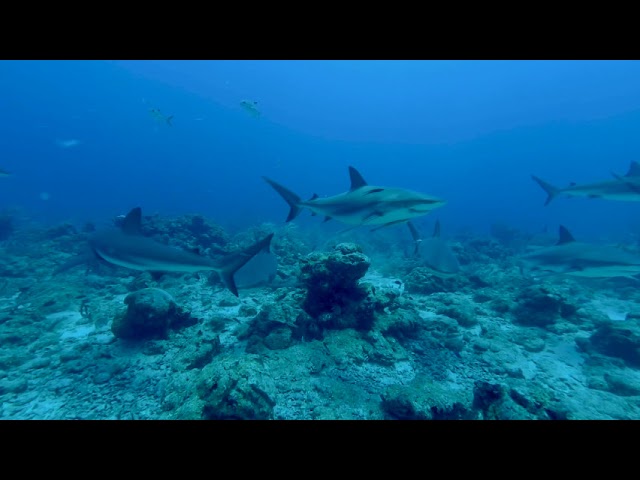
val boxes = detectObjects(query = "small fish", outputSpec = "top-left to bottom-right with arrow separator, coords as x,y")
149,108 -> 174,126
240,100 -> 261,118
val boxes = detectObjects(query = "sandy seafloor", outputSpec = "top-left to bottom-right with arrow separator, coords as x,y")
1,212 -> 640,420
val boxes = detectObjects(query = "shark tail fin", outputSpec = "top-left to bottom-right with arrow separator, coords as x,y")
531,175 -> 560,206
217,233 -> 274,297
262,176 -> 303,222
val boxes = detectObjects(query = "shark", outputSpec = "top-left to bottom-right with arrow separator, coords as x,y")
519,225 -> 640,279
532,161 -> 640,206
408,220 -> 460,275
149,108 -> 174,126
263,166 -> 446,231
234,247 -> 278,289
54,207 -> 274,297
240,100 -> 261,118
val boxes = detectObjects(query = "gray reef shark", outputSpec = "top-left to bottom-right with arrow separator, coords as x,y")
263,166 -> 446,231
408,220 -> 460,275
54,207 -> 274,297
519,225 -> 640,279
532,161 -> 640,206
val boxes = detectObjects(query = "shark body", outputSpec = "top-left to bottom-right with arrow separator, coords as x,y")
263,166 -> 445,230
532,161 -> 640,206
520,225 -> 640,279
56,208 -> 274,296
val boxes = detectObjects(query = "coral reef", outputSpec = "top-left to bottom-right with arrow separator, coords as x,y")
298,243 -> 377,332
2,211 -> 640,420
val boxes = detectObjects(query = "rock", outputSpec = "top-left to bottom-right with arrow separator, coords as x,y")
197,356 -> 277,420
512,285 -> 576,327
245,302 -> 299,352
112,288 -> 193,340
604,372 -> 640,396
435,294 -> 479,328
578,323 -> 640,367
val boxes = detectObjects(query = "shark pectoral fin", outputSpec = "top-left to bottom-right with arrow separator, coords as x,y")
337,226 -> 358,235
166,115 -> 173,126
323,216 -> 332,223
370,220 -> 408,232
217,233 -> 274,296
363,211 -> 384,221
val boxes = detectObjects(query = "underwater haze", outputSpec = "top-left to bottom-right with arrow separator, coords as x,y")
4,60 -> 640,420
2,60 -> 640,238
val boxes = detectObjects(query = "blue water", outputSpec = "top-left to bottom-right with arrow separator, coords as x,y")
2,60 -> 640,241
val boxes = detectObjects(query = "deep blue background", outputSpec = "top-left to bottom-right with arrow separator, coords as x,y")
2,60 -> 640,241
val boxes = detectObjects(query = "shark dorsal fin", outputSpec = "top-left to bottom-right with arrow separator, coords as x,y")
557,225 -> 575,245
121,207 -> 143,235
433,220 -> 441,238
348,166 -> 368,191
625,161 -> 640,177
309,193 -> 319,201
